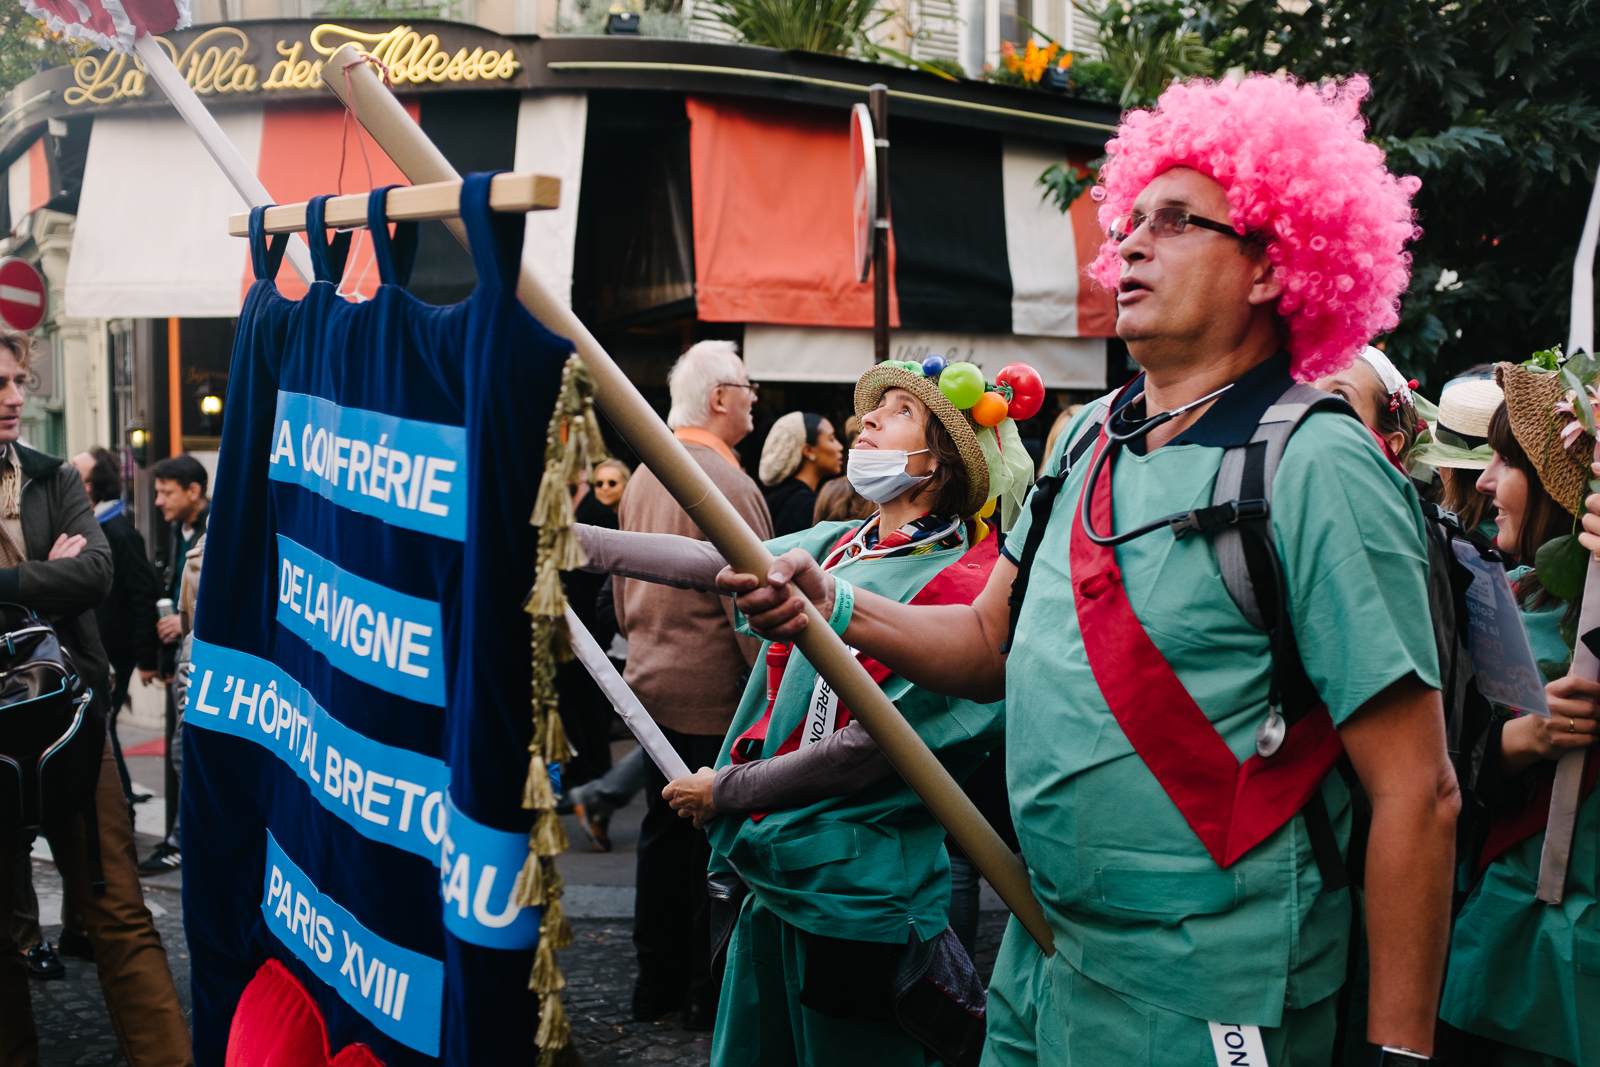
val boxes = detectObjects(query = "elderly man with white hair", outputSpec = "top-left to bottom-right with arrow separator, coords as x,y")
614,339 -> 773,1030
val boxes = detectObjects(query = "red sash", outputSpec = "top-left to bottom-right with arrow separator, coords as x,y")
1478,747 -> 1598,872
1069,427 -> 1345,867
728,530 -> 1000,819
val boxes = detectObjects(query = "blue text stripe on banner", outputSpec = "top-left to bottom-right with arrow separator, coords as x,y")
188,639 -> 448,860
276,535 -> 446,706
439,793 -> 541,949
263,832 -> 445,1056
269,391 -> 468,542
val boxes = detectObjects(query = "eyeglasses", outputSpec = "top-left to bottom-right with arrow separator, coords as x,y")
1109,207 -> 1255,244
596,479 -> 622,488
717,381 -> 760,397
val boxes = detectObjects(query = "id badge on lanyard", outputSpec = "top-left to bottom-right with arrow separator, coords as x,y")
1207,1023 -> 1268,1067
802,651 -> 852,747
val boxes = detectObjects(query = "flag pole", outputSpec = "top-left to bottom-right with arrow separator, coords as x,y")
1537,160 -> 1600,904
322,43 -> 1056,956
132,35 -> 314,285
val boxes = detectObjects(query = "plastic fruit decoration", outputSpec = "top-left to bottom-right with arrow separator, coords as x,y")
937,362 -> 985,409
971,391 -> 1009,427
996,362 -> 1045,420
921,354 -> 947,378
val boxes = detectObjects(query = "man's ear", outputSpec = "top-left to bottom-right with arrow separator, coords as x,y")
1247,254 -> 1283,307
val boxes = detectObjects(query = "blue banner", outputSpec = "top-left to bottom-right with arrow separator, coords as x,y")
269,391 -> 468,542
276,535 -> 447,706
263,832 -> 445,1056
188,639 -> 449,860
439,794 -> 542,949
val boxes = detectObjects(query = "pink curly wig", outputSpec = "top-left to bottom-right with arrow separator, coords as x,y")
1089,74 -> 1422,381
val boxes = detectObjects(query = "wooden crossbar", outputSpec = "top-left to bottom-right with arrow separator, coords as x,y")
227,172 -> 560,237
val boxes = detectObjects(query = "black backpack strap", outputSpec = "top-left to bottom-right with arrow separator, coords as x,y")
1000,397 -> 1110,654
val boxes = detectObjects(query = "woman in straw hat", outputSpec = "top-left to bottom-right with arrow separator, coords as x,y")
1411,373 -> 1503,539
758,411 -> 845,538
574,357 -> 1038,1065
1438,362 -> 1600,1067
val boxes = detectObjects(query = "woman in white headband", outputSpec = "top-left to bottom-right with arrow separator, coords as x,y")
1315,345 -> 1423,467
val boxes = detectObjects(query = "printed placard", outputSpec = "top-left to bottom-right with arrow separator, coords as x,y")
1207,1022 -> 1268,1067
188,639 -> 448,859
1451,541 -> 1551,716
269,390 -> 468,542
438,793 -> 542,949
276,535 -> 446,706
263,832 -> 445,1056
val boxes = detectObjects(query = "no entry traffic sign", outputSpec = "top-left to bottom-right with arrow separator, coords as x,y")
0,258 -> 45,332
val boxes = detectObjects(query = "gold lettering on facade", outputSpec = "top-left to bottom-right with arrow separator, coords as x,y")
309,24 -> 520,84
67,22 -> 516,105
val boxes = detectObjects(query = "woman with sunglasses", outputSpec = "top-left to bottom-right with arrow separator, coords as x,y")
574,358 -> 1037,1066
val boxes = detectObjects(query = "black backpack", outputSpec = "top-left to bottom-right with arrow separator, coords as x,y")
0,602 -> 104,887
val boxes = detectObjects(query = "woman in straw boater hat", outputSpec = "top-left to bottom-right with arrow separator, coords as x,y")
573,357 -> 1038,1065
1438,362 -> 1600,1067
1411,373 -> 1504,539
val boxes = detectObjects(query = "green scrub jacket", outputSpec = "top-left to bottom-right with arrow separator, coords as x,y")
987,359 -> 1439,1063
709,520 -> 1005,1066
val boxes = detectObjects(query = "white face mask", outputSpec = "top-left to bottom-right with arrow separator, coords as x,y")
846,448 -> 930,504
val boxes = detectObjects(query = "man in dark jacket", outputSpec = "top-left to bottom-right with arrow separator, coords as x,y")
0,327 -> 192,1065
70,447 -> 159,809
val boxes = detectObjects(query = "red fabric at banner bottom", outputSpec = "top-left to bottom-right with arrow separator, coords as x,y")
226,958 -> 386,1067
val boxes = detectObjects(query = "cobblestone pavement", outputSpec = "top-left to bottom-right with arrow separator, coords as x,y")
560,911 -> 1010,1067
24,858 -> 189,1067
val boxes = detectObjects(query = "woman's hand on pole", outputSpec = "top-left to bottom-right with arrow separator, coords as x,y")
1580,464 -> 1600,559
1500,675 -> 1600,774
663,767 -> 719,828
716,548 -> 834,641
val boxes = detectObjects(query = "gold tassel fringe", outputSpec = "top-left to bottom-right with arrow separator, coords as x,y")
536,991 -> 570,1050
511,849 -> 545,909
532,807 -> 569,856
542,895 -> 574,950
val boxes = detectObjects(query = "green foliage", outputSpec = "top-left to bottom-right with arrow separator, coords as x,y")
917,54 -> 967,80
1076,0 -> 1214,105
0,11 -> 83,97
701,0 -> 888,53
1535,533 -> 1589,601
1038,159 -> 1102,211
1065,58 -> 1123,104
1525,345 -> 1565,371
319,0 -> 457,18
1182,0 -> 1600,384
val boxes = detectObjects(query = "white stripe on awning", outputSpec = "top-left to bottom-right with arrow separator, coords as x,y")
1003,137 -> 1081,339
65,110 -> 261,319
514,92 -> 587,310
743,324 -> 1105,389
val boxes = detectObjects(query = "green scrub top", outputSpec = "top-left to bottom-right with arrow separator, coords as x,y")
1440,783 -> 1597,1062
1441,579 -> 1594,1063
1506,566 -> 1571,679
999,354 -> 1440,1027
711,519 -> 1006,945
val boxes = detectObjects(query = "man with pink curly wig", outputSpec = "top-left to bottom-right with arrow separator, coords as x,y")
721,73 -> 1458,1066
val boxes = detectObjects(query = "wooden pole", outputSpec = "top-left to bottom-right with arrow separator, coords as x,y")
870,84 -> 890,364
166,317 -> 182,458
322,44 -> 1055,956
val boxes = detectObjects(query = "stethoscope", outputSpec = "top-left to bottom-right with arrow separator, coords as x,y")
1079,382 -> 1234,546
819,514 -> 964,572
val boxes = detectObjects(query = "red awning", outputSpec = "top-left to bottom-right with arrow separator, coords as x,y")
687,95 -> 899,329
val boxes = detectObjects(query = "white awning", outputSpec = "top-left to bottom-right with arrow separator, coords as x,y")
65,110 -> 261,320
742,324 -> 1106,389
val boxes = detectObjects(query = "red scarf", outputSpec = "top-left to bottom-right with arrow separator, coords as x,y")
1070,426 -> 1346,867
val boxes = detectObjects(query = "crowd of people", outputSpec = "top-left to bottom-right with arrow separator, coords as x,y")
0,65 -> 1597,1067
558,72 -> 1598,1067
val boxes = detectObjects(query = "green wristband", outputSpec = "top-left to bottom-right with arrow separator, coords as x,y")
827,577 -> 854,636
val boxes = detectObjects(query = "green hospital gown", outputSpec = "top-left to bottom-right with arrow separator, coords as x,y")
708,520 -> 1006,1067
986,355 -> 1439,1065
1440,586 -> 1595,1066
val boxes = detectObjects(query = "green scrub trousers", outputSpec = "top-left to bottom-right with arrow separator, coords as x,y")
711,895 -> 942,1067
981,916 -> 1339,1067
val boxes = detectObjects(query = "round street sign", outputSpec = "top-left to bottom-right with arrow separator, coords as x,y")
0,258 -> 45,332
851,103 -> 878,284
